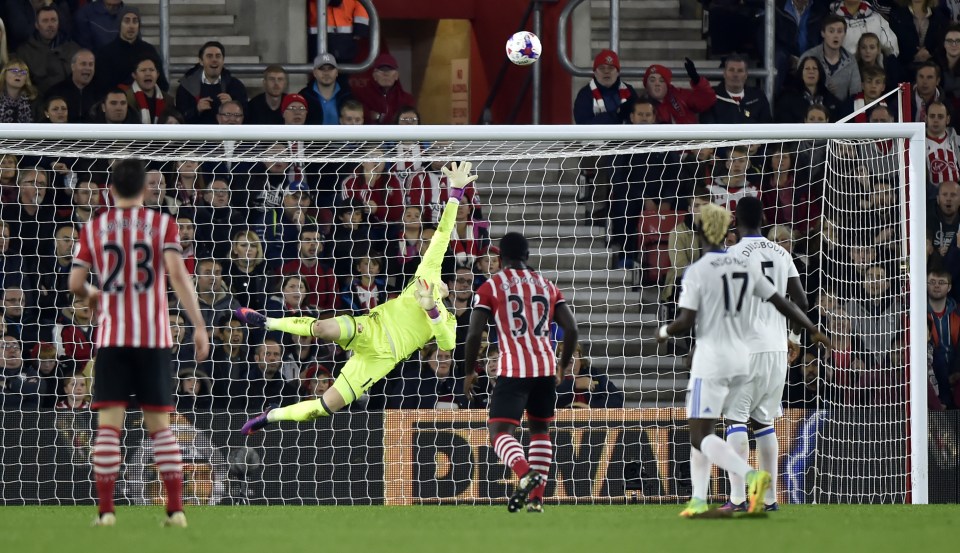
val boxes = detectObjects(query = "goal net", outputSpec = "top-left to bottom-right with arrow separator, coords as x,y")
0,123 -> 927,506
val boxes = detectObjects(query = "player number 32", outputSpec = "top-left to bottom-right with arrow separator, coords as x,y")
508,294 -> 550,337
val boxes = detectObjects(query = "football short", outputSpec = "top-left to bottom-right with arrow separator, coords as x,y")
331,313 -> 401,403
92,347 -> 173,412
686,373 -> 751,420
739,351 -> 788,426
488,376 -> 557,425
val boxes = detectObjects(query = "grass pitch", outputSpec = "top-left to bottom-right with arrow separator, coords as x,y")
1,504 -> 955,553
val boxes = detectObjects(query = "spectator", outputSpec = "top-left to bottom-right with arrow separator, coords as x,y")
831,0 -> 899,57
0,59 -> 37,123
925,101 -> 960,186
851,65 -> 892,122
473,248 -> 501,288
176,213 -> 200,273
340,151 -> 405,224
93,86 -> 137,124
15,5 -> 80,95
235,338 -> 290,411
328,200 -> 377,279
39,95 -> 68,122
406,158 -> 479,224
801,15 -> 863,101
169,312 -> 195,365
215,99 -> 244,126
163,159 -> 206,214
262,181 -> 320,268
2,286 -> 35,343
339,98 -> 364,125
927,268 -> 960,409
44,49 -> 100,123
446,265 -> 475,365
759,144 -> 819,234
1,168 -> 57,269
340,254 -> 386,315
845,264 -> 903,364
889,0 -> 947,70
1,334 -> 39,410
0,154 -> 16,204
451,200 -> 490,268
37,223 -> 77,320
73,0 -> 125,51
195,177 -> 240,259
281,92 -> 309,126
936,24 -> 960,127
307,0 -> 369,62
707,145 -> 760,211
927,180 -> 960,266
574,49 -> 639,125
555,343 -> 624,409
300,363 -> 334,401
195,258 -> 240,334
268,275 -> 318,321
176,41 -> 248,125
661,191 -> 709,324
224,229 -> 271,312
143,166 -> 168,211
94,6 -> 166,92
385,205 -> 424,288
159,106 -> 183,124
776,56 -> 847,122
246,65 -> 287,125
642,59 -> 716,124
804,102 -> 832,121
855,32 -> 902,85
701,53 -> 774,124
121,57 -> 172,124
280,225 -> 337,314
354,52 -> 416,125
0,221 -> 17,290
53,295 -> 94,365
773,0 -> 831,92
202,313 -> 248,407
175,366 -> 213,412
32,342 -> 59,408
301,53 -> 353,125
913,60 -> 944,121
386,343 -> 449,409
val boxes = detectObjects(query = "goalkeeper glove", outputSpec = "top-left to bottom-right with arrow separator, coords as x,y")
415,278 -> 437,311
441,161 -> 478,192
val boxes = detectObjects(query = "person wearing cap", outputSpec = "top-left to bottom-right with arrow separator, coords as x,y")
176,40 -> 249,125
93,5 -> 167,93
354,52 -> 416,125
642,59 -> 716,124
300,53 -> 354,125
281,93 -> 309,125
73,0 -> 126,51
573,49 -> 639,225
700,53 -> 773,125
245,65 -> 288,125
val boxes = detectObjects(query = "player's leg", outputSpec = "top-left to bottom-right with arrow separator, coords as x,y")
487,377 -> 541,512
135,348 -> 186,527
90,348 -> 132,526
720,371 -> 755,512
749,352 -> 788,511
235,308 -> 344,343
690,376 -> 770,515
524,376 -> 557,512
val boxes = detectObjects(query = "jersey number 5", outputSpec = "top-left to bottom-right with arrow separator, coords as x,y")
103,242 -> 156,293
721,272 -> 749,314
508,294 -> 550,337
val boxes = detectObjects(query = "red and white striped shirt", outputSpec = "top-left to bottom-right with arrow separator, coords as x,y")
73,207 -> 181,349
474,268 -> 565,378
926,130 -> 960,185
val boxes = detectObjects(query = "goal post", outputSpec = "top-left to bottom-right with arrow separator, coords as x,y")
0,122 -> 928,505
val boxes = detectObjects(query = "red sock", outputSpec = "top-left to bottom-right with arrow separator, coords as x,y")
151,428 -> 183,515
492,432 -> 531,478
93,426 -> 122,515
528,433 -> 552,501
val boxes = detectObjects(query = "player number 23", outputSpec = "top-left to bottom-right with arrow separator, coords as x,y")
508,294 -> 550,337
103,242 -> 156,293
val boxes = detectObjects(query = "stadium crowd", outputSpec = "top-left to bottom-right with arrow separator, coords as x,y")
0,0 -> 959,412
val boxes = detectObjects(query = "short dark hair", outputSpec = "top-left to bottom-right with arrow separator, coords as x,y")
340,99 -> 364,115
498,232 -> 529,262
110,159 -> 146,199
916,60 -> 941,80
299,224 -> 321,237
735,196 -> 763,228
198,41 -> 225,59
36,5 -> 58,17
821,14 -> 847,32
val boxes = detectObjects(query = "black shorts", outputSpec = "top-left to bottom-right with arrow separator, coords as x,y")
92,347 -> 173,412
488,376 -> 556,425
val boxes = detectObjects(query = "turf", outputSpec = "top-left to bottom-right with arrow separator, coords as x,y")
1,504 -> 955,553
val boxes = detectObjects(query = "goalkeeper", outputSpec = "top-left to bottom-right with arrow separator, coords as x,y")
238,162 -> 478,435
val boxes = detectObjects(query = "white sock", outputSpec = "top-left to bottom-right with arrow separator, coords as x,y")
690,446 -> 711,502
726,424 -> 749,504
755,426 -> 779,505
700,434 -> 754,478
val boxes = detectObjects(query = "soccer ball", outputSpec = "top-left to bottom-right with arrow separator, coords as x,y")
505,31 -> 541,66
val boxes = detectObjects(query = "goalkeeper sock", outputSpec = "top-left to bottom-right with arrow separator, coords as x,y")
151,428 -> 183,515
725,424 -> 749,504
93,426 -> 122,515
493,432 -> 531,479
268,397 -> 331,422
700,434 -> 754,478
755,426 -> 779,505
266,316 -> 317,337
527,433 -> 552,500
690,445 -> 711,502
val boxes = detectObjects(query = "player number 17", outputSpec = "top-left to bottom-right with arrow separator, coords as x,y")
721,272 -> 749,314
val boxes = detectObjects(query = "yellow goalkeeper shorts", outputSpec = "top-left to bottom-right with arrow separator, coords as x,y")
331,313 -> 399,403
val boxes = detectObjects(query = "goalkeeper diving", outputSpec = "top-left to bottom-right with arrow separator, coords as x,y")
238,162 -> 478,434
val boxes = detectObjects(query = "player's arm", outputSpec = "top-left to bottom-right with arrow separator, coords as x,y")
554,301 -> 579,372
165,250 -> 210,362
656,308 -> 697,342
412,162 -> 478,283
767,293 -> 831,349
462,306 -> 492,402
787,275 -> 808,312
68,265 -> 100,311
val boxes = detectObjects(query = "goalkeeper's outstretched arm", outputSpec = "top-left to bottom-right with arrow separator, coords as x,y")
413,161 -> 478,282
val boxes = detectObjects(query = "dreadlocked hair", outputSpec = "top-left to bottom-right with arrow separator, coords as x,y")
697,203 -> 732,246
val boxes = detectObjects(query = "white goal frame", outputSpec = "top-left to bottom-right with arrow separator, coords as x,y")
0,122 -> 928,504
